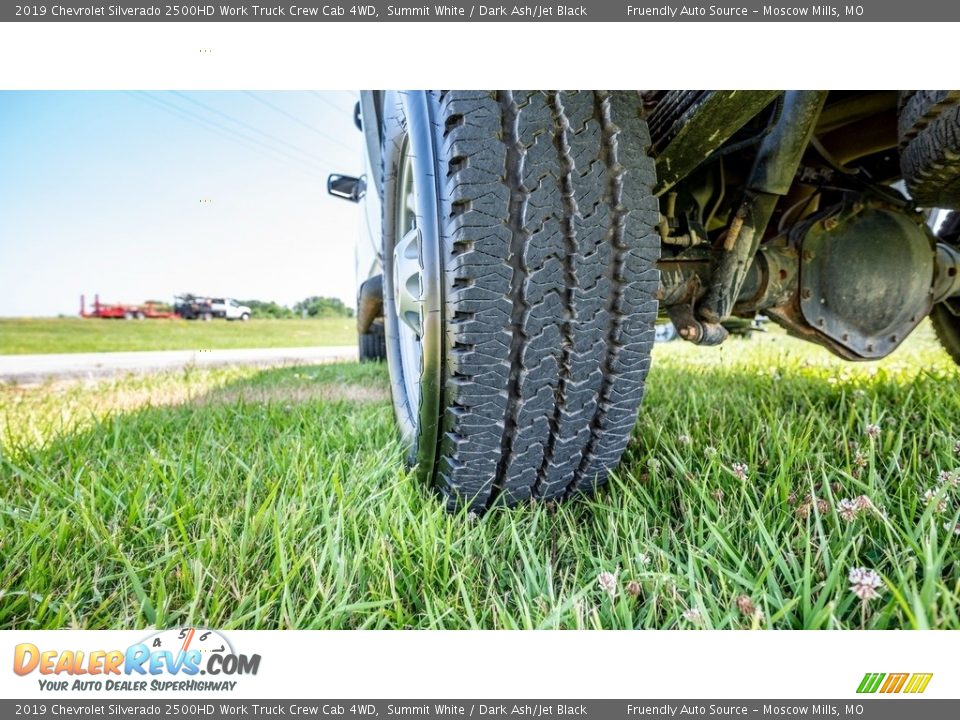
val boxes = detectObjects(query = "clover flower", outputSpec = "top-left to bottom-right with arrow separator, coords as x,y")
735,595 -> 756,617
796,493 -> 830,519
922,489 -> 948,514
838,498 -> 859,522
597,571 -> 617,598
849,567 -> 883,601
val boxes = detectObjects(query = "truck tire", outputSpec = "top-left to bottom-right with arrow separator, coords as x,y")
899,91 -> 960,208
380,90 -> 659,511
932,211 -> 960,364
358,324 -> 386,362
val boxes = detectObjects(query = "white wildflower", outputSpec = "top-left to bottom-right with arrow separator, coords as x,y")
837,498 -> 859,522
597,571 -> 617,598
922,489 -> 948,514
848,567 -> 883,602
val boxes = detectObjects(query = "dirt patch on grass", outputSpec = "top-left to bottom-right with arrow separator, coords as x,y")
202,383 -> 390,407
0,371 -> 389,451
1,380 -> 198,418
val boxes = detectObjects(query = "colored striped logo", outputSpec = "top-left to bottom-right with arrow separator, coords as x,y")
857,672 -> 933,694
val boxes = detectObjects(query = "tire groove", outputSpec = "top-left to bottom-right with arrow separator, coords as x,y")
533,91 -> 579,498
488,90 -> 531,509
567,91 -> 628,496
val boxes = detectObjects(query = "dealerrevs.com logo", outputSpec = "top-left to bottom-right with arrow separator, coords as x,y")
13,628 -> 261,693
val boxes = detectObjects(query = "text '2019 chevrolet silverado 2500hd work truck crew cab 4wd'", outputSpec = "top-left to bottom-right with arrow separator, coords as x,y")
329,90 -> 960,511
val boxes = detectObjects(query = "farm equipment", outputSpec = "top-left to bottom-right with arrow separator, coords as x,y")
79,294 -> 179,320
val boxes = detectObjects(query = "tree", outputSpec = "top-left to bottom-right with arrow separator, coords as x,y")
292,296 -> 354,318
237,299 -> 296,319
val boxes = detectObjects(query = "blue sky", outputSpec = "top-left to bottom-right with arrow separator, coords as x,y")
0,91 -> 364,316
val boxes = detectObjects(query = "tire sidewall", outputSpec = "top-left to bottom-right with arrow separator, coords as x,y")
932,304 -> 960,364
380,91 -> 445,472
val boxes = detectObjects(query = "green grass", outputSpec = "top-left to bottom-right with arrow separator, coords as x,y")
0,317 -> 356,355
2,324 -> 959,629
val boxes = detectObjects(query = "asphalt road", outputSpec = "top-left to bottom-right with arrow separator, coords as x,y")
0,346 -> 359,384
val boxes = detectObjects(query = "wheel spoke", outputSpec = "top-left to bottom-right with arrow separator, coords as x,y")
394,226 -> 423,337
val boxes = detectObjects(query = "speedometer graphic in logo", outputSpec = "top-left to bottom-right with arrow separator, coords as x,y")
142,627 -> 234,658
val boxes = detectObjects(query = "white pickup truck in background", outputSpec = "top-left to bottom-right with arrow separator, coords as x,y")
173,294 -> 252,321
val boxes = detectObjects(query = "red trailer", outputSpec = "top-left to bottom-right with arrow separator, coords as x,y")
80,294 -> 180,320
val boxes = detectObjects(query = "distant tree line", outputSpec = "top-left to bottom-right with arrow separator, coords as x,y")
238,296 -> 354,319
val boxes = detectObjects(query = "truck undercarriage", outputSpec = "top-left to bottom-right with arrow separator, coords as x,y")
647,90 -> 960,359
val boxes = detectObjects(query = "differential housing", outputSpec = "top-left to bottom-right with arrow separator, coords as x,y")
796,204 -> 936,359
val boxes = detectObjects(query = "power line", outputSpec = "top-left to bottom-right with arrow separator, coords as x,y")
128,91 -> 329,182
135,91 -> 326,177
310,90 -> 358,117
243,91 -> 358,155
172,91 -> 347,168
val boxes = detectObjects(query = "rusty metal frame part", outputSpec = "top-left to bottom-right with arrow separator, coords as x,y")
699,91 -> 829,325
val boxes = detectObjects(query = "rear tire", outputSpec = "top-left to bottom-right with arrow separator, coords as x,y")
359,325 -> 387,362
380,90 -> 660,510
932,211 -> 960,363
899,91 -> 960,208
932,304 -> 960,364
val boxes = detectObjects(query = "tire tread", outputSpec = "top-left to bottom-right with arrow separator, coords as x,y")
899,90 -> 960,208
432,90 -> 658,510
